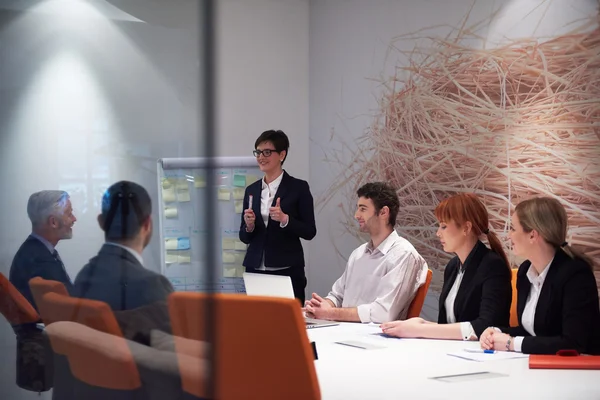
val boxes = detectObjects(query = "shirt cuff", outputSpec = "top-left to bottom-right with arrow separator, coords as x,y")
325,295 -> 340,308
245,225 -> 255,233
459,322 -> 476,341
513,336 -> 524,353
356,304 -> 371,323
279,217 -> 289,228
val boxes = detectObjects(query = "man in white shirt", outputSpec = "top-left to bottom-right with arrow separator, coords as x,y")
305,182 -> 428,323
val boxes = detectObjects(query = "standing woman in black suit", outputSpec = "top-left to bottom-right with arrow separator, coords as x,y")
381,193 -> 512,340
480,197 -> 600,355
239,130 -> 316,304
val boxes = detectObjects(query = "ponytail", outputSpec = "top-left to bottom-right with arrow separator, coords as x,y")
486,230 -> 511,271
561,242 -> 594,269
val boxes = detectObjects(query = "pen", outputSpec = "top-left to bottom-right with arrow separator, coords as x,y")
335,342 -> 367,350
464,348 -> 496,354
249,195 -> 253,210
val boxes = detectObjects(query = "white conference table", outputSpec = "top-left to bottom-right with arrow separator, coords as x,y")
307,323 -> 600,400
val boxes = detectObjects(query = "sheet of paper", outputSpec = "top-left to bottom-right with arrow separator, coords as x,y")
235,266 -> 245,277
162,187 -> 176,203
232,188 -> 245,201
218,189 -> 231,201
234,240 -> 246,251
222,252 -> 235,264
222,238 -> 235,250
161,178 -> 174,189
165,252 -> 178,264
194,175 -> 206,188
223,266 -> 237,278
233,174 -> 246,187
177,189 -> 191,202
165,206 -> 178,218
234,200 -> 244,214
177,252 -> 191,263
447,350 -> 530,362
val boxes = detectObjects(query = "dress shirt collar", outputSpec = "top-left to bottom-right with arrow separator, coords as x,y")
30,232 -> 55,254
105,242 -> 144,266
366,230 -> 400,256
526,257 -> 554,288
261,170 -> 285,191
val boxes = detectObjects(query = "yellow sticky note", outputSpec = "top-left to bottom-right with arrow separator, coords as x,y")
165,238 -> 178,250
234,253 -> 245,265
223,266 -> 237,278
194,175 -> 206,188
218,189 -> 231,201
245,175 -> 259,186
161,178 -> 174,189
234,200 -> 244,214
178,252 -> 191,263
175,179 -> 189,190
162,187 -> 176,203
222,252 -> 235,264
232,188 -> 245,201
222,238 -> 235,250
165,252 -> 178,264
234,240 -> 246,251
177,189 -> 191,202
165,206 -> 178,218
235,266 -> 245,278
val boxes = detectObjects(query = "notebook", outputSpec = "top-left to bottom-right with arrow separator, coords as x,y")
529,352 -> 600,370
242,272 -> 339,329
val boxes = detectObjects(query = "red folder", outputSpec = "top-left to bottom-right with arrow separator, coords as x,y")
529,350 -> 600,370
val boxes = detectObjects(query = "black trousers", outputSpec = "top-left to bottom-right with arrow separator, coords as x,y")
248,267 -> 306,305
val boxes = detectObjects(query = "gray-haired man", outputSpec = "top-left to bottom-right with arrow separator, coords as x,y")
9,190 -> 77,311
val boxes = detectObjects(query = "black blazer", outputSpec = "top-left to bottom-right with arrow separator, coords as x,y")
501,249 -> 600,355
73,244 -> 174,312
239,171 -> 316,270
9,235 -> 74,312
438,241 -> 512,337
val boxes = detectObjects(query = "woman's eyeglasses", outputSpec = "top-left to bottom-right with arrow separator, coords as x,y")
253,149 -> 278,157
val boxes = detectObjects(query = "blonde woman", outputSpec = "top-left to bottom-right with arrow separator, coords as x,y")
480,197 -> 600,355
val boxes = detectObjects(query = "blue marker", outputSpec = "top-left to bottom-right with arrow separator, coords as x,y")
464,348 -> 496,354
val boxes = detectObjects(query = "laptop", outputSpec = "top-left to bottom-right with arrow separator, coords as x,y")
242,272 -> 339,329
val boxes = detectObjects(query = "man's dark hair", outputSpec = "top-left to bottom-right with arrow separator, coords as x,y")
101,181 -> 152,241
254,129 -> 290,164
356,182 -> 399,227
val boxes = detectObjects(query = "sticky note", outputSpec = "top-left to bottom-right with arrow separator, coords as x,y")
233,174 -> 246,187
194,174 -> 206,188
166,237 -> 191,250
177,252 -> 191,263
223,266 -> 237,278
165,206 -> 178,218
234,240 -> 246,251
222,252 -> 235,264
175,179 -> 189,190
235,266 -> 245,278
234,200 -> 244,214
161,178 -> 174,189
177,189 -> 191,202
222,238 -> 235,250
218,189 -> 231,201
232,188 -> 245,201
165,252 -> 178,264
234,253 -> 245,265
162,187 -> 176,203
246,175 -> 259,186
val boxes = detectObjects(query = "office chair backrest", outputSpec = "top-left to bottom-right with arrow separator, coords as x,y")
29,277 -> 69,325
407,269 -> 433,319
168,292 -> 321,400
0,273 -> 39,325
510,268 -> 519,327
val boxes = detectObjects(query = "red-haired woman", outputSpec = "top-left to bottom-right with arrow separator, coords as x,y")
381,193 -> 512,340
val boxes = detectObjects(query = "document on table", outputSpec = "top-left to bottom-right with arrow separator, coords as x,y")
447,349 -> 530,362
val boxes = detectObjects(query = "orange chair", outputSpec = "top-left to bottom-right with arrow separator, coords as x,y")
168,292 -> 320,400
0,273 -> 40,325
406,269 -> 433,319
510,268 -> 519,327
29,277 -> 69,325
